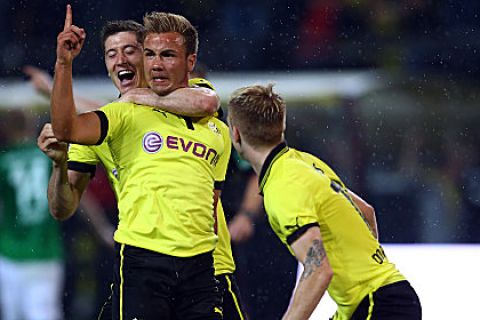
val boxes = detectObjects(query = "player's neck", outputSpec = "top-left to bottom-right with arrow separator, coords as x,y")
242,143 -> 277,176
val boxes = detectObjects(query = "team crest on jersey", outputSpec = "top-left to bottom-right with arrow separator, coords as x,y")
208,121 -> 220,134
143,132 -> 163,153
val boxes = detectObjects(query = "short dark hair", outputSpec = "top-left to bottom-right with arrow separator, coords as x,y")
100,20 -> 145,52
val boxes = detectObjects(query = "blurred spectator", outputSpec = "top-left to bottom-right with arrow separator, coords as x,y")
0,109 -> 64,320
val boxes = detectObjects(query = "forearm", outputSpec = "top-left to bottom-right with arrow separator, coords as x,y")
47,161 -> 79,220
283,268 -> 331,320
239,174 -> 263,215
348,189 -> 379,239
132,87 -> 219,117
364,210 -> 378,239
51,62 -> 76,141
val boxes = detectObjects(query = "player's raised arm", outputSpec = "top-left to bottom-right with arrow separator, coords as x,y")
51,4 -> 102,145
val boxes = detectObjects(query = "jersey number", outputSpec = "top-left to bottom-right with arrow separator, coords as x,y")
7,156 -> 49,225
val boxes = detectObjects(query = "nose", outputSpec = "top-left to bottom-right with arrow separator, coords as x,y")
151,56 -> 164,70
115,52 -> 128,65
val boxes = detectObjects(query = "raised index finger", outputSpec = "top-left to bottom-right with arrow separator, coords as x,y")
63,4 -> 72,30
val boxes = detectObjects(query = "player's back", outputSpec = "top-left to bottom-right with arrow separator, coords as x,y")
261,145 -> 405,319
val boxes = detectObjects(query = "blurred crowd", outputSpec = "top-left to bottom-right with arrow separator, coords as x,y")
0,0 -> 479,76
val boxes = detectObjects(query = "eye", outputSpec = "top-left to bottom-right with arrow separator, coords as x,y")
124,48 -> 135,55
124,46 -> 139,56
161,51 -> 177,58
106,51 -> 117,59
144,50 -> 155,58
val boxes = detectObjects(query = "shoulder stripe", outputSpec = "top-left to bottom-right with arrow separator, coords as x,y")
93,110 -> 108,145
286,222 -> 320,245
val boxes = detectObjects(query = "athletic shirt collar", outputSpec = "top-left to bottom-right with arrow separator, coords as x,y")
258,141 -> 289,195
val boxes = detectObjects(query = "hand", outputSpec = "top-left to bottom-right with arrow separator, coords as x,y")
228,212 -> 255,243
23,65 -> 53,97
117,88 -> 155,104
37,123 -> 68,164
56,4 -> 86,66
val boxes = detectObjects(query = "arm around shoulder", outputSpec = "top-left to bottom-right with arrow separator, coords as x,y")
119,86 -> 220,117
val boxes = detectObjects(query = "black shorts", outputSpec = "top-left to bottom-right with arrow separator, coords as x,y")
111,243 -> 222,320
350,280 -> 422,320
217,273 -> 248,320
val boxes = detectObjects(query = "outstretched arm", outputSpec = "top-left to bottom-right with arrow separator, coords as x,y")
118,86 -> 220,117
283,226 -> 333,320
51,5 -> 102,144
228,173 -> 263,242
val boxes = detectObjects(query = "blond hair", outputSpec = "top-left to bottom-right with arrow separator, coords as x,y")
228,84 -> 286,147
143,12 -> 198,56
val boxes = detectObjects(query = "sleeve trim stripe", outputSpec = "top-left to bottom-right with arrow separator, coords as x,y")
286,222 -> 320,245
67,161 -> 96,177
93,110 -> 108,145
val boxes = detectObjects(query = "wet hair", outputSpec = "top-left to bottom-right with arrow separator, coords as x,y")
143,12 -> 198,56
228,84 -> 286,147
100,20 -> 145,52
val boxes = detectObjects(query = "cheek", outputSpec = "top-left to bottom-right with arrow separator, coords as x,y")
105,61 -> 114,74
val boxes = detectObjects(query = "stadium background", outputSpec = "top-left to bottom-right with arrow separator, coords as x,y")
0,0 -> 479,319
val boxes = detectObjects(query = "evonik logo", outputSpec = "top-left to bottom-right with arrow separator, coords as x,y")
142,132 -> 220,165
143,132 -> 163,153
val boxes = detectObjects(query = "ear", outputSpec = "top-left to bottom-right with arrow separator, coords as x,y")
232,125 -> 242,146
187,53 -> 197,73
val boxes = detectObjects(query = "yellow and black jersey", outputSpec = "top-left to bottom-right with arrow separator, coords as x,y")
68,125 -> 235,274
259,142 -> 405,320
68,78 -> 235,272
93,101 -> 230,258
67,142 -> 119,198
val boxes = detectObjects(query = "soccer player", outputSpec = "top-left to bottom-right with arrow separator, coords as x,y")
226,84 -> 422,320
37,14 -> 247,319
49,6 -> 233,320
0,110 -> 64,320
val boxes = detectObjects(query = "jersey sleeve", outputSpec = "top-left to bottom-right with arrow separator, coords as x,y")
99,102 -> 131,144
265,164 -> 323,247
213,122 -> 231,189
67,144 -> 99,176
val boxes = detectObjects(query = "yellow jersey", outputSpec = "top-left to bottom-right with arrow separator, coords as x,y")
68,79 -> 235,272
259,142 -> 405,320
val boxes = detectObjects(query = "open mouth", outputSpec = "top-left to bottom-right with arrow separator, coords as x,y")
118,70 -> 135,84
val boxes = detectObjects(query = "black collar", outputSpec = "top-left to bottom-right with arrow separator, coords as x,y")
258,141 -> 289,194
